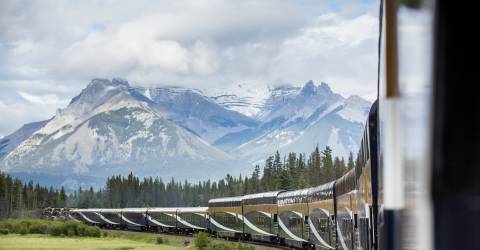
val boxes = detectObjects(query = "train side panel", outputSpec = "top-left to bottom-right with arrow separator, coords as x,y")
308,181 -> 336,249
277,189 -> 311,249
147,208 -> 178,233
242,191 -> 284,243
176,207 -> 209,234
208,197 -> 244,239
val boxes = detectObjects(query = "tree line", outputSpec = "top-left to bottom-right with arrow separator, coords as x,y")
69,145 -> 355,208
0,172 -> 67,218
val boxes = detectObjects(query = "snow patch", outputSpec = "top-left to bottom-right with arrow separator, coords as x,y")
327,127 -> 348,158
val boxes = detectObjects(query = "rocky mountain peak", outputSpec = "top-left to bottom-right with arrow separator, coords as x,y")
68,78 -> 132,108
299,80 -> 333,97
85,78 -> 130,91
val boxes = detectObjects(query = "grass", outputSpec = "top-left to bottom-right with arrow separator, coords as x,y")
0,234 -> 184,250
104,230 -> 183,247
0,219 -> 183,249
0,219 -> 262,249
0,218 -> 101,237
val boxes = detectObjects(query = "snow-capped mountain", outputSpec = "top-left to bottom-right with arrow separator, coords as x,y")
0,78 -> 371,188
0,119 -> 50,159
217,81 -> 371,162
135,86 -> 258,143
207,82 -> 270,118
0,79 -> 244,187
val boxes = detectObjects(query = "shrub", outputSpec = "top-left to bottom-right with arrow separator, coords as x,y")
63,221 -> 78,236
10,221 -> 23,233
0,219 -> 102,238
76,224 -> 87,236
66,228 -> 76,237
13,221 -> 30,235
28,221 -> 49,234
155,237 -> 164,244
155,236 -> 169,244
48,224 -> 63,236
19,227 -> 28,235
193,232 -> 211,250
0,228 -> 9,235
83,226 -> 101,237
0,221 -> 11,231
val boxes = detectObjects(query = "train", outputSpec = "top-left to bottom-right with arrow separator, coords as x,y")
43,101 -> 382,250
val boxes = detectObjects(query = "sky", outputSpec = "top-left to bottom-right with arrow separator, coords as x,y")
0,0 -> 380,137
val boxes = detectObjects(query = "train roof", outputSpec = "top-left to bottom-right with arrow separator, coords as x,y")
242,190 -> 285,201
121,208 -> 148,213
98,208 -> 122,213
277,188 -> 310,199
176,207 -> 208,213
71,208 -> 102,212
208,196 -> 243,203
307,181 -> 335,195
147,207 -> 178,213
336,168 -> 356,184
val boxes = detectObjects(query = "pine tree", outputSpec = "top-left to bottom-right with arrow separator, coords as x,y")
333,156 -> 342,179
348,152 -> 355,171
322,146 -> 334,183
262,156 -> 274,190
58,186 -> 67,207
251,165 -> 261,193
340,157 -> 346,176
309,145 -> 322,185
272,151 -> 282,189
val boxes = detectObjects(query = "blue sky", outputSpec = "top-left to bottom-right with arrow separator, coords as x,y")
0,0 -> 379,137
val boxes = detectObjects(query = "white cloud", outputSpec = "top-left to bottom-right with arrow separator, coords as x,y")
191,41 -> 220,75
0,0 -> 380,136
265,13 -> 379,99
17,91 -> 65,105
0,96 -> 64,137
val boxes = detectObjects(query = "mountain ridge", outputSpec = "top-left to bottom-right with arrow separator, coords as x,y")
0,78 -> 371,188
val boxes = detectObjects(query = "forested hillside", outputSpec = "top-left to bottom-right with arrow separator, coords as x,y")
70,145 -> 355,208
0,173 -> 67,218
1,144 -> 356,213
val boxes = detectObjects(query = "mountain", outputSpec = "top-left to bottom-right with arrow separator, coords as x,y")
0,78 -> 371,188
0,119 -> 50,159
134,86 -> 258,143
0,79 -> 243,188
215,81 -> 371,163
208,82 -> 270,118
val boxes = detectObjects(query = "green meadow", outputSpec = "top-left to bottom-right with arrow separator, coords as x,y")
0,234 -> 183,250
0,219 -> 262,250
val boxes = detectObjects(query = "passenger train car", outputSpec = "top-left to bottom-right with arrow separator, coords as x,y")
308,181 -> 335,250
277,188 -> 311,248
208,196 -> 244,239
242,191 -> 284,242
147,207 -> 178,232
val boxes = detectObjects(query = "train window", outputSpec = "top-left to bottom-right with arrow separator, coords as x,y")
363,138 -> 367,163
366,128 -> 370,160
304,215 -> 309,224
320,218 -> 329,233
354,214 -> 358,229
